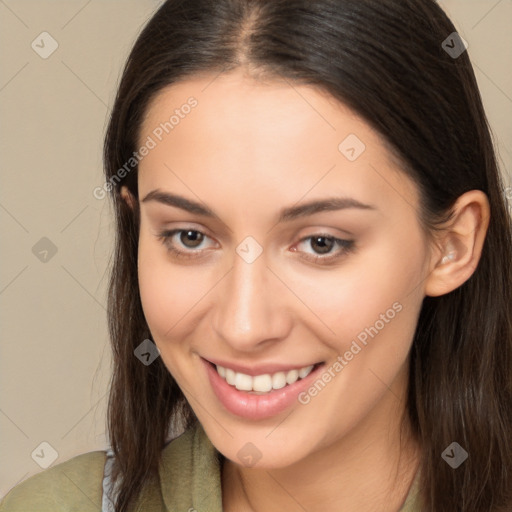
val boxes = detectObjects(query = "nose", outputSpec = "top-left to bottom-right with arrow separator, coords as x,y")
210,247 -> 292,352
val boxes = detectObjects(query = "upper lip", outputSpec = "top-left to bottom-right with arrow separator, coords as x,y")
203,357 -> 321,376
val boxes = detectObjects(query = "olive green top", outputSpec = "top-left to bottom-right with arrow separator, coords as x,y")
0,422 -> 421,511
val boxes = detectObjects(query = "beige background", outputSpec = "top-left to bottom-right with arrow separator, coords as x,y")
0,0 -> 511,497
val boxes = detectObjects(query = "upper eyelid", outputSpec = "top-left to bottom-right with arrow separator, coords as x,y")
163,228 -> 352,249
298,232 -> 348,241
158,224 -> 352,240
165,228 -> 218,247
157,225 -> 215,241
159,229 -> 355,266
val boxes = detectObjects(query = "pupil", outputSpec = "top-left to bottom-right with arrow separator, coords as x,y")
181,230 -> 203,248
312,236 -> 333,254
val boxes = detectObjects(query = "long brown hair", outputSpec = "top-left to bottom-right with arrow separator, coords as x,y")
103,1 -> 512,510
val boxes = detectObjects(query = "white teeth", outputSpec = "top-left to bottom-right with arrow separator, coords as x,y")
299,365 -> 314,378
272,372 -> 287,390
286,369 -> 299,384
252,374 -> 273,392
225,368 -> 236,385
234,372 -> 252,391
215,363 -> 316,393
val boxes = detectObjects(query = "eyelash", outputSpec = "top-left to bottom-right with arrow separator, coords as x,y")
156,229 -> 355,265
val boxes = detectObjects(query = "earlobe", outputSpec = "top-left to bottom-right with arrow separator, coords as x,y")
424,190 -> 490,297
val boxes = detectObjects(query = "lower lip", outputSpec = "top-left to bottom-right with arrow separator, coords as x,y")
203,358 -> 325,420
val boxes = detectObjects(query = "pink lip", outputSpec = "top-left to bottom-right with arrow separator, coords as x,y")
202,358 -> 325,420
204,357 -> 320,376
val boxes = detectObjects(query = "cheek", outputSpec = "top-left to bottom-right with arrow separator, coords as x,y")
137,231 -> 215,346
137,244 -> 196,378
286,227 -> 426,353
335,230 -> 425,367
138,237 -> 170,332
137,233 -> 190,341
288,235 -> 425,436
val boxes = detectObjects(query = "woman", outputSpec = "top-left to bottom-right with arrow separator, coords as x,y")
2,0 -> 511,511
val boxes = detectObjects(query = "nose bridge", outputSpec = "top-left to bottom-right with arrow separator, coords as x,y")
211,247 -> 288,349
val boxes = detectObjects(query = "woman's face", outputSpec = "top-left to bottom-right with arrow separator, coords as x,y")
132,69 -> 433,468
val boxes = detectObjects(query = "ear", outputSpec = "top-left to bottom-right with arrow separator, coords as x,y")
424,190 -> 490,297
121,185 -> 137,210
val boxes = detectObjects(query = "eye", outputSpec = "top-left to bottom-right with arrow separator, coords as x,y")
292,234 -> 355,265
157,228 -> 216,260
156,229 -> 355,265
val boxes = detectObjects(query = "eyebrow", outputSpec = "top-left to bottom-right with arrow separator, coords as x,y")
141,189 -> 377,222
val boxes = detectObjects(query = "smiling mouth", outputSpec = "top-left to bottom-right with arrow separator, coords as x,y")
211,362 -> 323,394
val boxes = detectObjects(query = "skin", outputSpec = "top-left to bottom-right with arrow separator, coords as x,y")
121,69 -> 490,511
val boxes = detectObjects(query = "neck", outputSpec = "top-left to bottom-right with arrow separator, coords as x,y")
222,365 -> 421,512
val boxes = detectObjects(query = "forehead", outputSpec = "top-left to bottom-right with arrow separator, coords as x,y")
137,70 -> 418,217
140,70 -> 379,152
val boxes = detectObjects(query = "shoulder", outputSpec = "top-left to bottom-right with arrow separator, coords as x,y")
159,422 -> 223,511
0,450 -> 107,512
